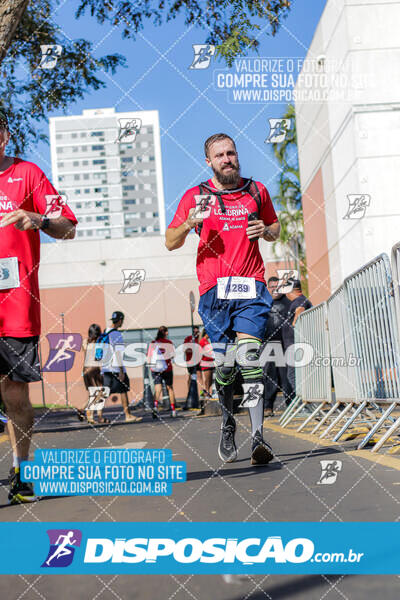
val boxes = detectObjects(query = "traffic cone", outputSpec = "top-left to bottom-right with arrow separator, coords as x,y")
142,364 -> 154,411
186,372 -> 199,409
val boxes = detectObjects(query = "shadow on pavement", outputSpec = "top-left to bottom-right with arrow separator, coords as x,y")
187,462 -> 283,482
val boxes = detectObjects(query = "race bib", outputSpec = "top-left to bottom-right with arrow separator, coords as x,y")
217,277 -> 256,300
0,257 -> 20,290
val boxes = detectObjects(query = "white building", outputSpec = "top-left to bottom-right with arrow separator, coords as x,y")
49,108 -> 166,240
294,0 -> 400,305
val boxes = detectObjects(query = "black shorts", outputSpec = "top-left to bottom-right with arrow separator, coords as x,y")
103,371 -> 130,394
152,370 -> 173,386
0,336 -> 41,383
187,365 -> 201,375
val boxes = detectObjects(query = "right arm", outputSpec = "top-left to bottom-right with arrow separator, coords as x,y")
165,208 -> 203,251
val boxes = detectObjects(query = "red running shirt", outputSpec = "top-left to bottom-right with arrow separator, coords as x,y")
199,336 -> 214,369
168,179 -> 278,295
147,338 -> 174,372
0,158 -> 78,337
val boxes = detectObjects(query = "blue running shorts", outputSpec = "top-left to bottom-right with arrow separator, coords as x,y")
198,281 -> 272,346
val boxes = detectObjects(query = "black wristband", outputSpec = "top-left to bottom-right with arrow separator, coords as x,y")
40,216 -> 50,230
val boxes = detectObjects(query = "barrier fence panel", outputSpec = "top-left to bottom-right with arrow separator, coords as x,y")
280,302 -> 332,429
365,243 -> 400,451
333,254 -> 400,450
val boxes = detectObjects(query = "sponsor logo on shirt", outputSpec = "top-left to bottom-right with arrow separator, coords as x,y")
0,196 -> 13,211
214,206 -> 248,217
7,177 -> 23,183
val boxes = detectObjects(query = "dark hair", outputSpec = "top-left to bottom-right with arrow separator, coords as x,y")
156,325 -> 168,340
200,328 -> 208,340
88,323 -> 102,342
204,133 -> 236,158
288,279 -> 302,291
267,276 -> 279,284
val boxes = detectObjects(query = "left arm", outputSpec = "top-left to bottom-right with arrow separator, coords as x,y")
0,210 -> 76,239
292,306 -> 305,327
246,219 -> 281,242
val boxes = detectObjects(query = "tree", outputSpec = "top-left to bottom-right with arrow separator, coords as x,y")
269,104 -> 307,290
0,0 -> 292,155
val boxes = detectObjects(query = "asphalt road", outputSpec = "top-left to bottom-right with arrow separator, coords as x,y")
0,404 -> 399,599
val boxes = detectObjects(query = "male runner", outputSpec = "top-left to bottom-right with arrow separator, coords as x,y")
0,110 -> 77,503
166,133 -> 280,464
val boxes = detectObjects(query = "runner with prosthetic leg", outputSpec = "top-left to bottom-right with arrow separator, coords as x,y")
166,133 -> 280,465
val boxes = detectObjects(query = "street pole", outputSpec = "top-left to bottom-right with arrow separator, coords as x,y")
38,340 -> 46,407
61,312 -> 69,407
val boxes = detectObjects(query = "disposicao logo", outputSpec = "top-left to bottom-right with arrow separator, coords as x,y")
83,536 -> 314,564
42,529 -> 82,568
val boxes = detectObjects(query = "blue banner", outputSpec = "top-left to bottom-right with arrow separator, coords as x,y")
0,522 -> 398,574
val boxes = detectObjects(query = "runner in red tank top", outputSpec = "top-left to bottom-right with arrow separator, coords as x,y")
0,110 -> 78,504
166,134 -> 280,466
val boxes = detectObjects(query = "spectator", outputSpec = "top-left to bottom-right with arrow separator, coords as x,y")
263,276 -> 292,415
183,325 -> 202,395
101,311 -> 142,423
199,329 -> 215,406
282,279 -> 313,403
148,326 -> 177,419
81,324 -> 110,425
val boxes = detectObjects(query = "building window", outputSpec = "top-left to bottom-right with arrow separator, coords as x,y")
76,203 -> 82,209
92,145 -> 104,151
57,162 -> 64,168
72,133 -> 78,139
82,160 -> 88,166
74,174 -> 80,180
149,156 -> 155,161
73,161 -> 79,167
80,132 -> 86,138
81,146 -> 87,151
56,134 -> 63,140
84,188 -> 90,194
83,174 -> 89,180
58,148 -> 63,154
93,159 -> 105,165
91,131 -> 104,137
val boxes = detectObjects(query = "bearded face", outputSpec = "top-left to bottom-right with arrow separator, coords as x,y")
206,139 -> 241,187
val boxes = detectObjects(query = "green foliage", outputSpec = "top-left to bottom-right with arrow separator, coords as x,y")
76,0 -> 292,67
0,0 -> 292,154
270,104 -> 308,291
0,0 -> 126,155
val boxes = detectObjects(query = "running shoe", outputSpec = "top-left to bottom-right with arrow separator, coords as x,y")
171,410 -> 177,418
218,423 -> 237,462
152,409 -> 159,420
251,431 -> 274,466
8,467 -> 37,504
125,414 -> 143,423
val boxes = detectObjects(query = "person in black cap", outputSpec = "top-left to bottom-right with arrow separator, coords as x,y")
282,279 -> 312,403
101,311 -> 142,423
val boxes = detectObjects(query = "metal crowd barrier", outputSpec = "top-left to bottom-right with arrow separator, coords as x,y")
279,302 -> 332,429
281,252 -> 400,453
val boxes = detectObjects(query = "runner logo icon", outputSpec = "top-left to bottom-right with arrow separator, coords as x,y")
42,529 -> 82,568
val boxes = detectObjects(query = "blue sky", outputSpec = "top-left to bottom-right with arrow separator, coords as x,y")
34,0 -> 327,225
